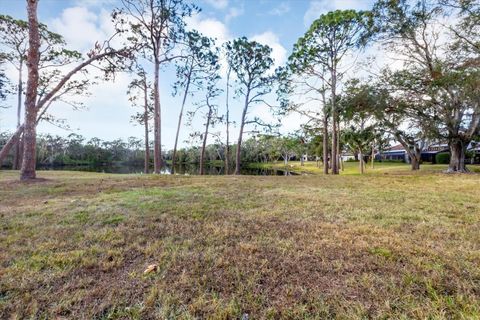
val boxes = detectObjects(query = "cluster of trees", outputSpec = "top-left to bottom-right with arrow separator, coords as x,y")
0,132 -> 149,167
0,0 -> 279,179
282,0 -> 479,174
0,0 -> 478,180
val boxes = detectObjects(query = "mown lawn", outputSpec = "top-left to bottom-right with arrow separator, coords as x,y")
0,168 -> 479,319
249,160 -> 480,175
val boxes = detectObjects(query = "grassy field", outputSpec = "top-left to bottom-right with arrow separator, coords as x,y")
249,160 -> 480,175
1,166 -> 479,319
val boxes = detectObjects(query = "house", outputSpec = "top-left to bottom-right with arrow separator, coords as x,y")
421,144 -> 449,163
378,144 -> 409,162
341,153 -> 356,161
378,142 -> 480,164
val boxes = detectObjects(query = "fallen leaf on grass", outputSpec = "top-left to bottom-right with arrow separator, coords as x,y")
144,264 -> 158,274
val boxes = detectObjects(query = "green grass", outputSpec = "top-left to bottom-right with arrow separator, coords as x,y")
249,160 -> 480,175
0,168 -> 479,319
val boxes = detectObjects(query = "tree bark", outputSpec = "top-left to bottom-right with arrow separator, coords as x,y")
371,141 -> 375,169
235,91 -> 250,175
200,105 -> 212,175
359,150 -> 364,174
447,139 -> 468,172
20,0 -> 40,181
13,61 -> 23,170
143,81 -> 150,174
225,67 -> 231,175
330,66 -> 338,175
410,156 -> 420,170
322,113 -> 329,174
172,67 -> 192,174
0,125 -> 24,166
153,59 -> 162,174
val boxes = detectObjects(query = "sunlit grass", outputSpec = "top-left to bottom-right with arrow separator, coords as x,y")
252,160 -> 480,175
0,169 -> 479,318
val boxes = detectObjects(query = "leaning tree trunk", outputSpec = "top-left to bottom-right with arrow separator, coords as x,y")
153,59 -> 162,174
172,68 -> 192,174
235,92 -> 249,175
143,82 -> 150,174
447,139 -> 468,173
20,0 -> 40,181
199,106 -> 212,175
0,125 -> 24,166
13,61 -> 24,170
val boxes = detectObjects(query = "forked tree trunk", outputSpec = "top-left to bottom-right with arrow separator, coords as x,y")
143,82 -> 150,174
407,147 -> 421,170
153,59 -> 162,174
447,139 -> 468,173
20,0 -> 40,181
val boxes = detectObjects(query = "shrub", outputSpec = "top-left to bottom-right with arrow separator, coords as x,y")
435,152 -> 450,164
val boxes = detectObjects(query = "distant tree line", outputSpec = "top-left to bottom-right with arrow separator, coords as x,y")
0,0 -> 478,179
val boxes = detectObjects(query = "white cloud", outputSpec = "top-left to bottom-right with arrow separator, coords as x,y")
225,7 -> 244,23
51,6 -> 107,52
204,0 -> 229,10
268,2 -> 291,16
186,14 -> 231,44
251,31 -> 287,68
303,0 -> 372,27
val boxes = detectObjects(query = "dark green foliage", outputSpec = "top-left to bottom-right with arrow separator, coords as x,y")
436,152 -> 450,164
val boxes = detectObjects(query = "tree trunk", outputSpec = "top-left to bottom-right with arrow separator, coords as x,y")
13,61 -> 23,170
153,59 -> 162,174
447,139 -> 468,173
143,82 -> 150,174
300,154 -> 304,166
172,67 -> 192,174
20,0 -> 40,181
235,91 -> 249,175
330,67 -> 338,175
359,150 -> 364,174
225,67 -> 231,175
200,106 -> 212,175
337,122 -> 343,172
0,125 -> 24,166
410,156 -> 420,170
322,113 -> 329,174
371,141 -> 375,169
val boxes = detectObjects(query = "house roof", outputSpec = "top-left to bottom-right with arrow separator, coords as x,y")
386,144 -> 405,151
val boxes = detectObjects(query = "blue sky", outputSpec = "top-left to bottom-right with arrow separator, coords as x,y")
0,0 -> 375,149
